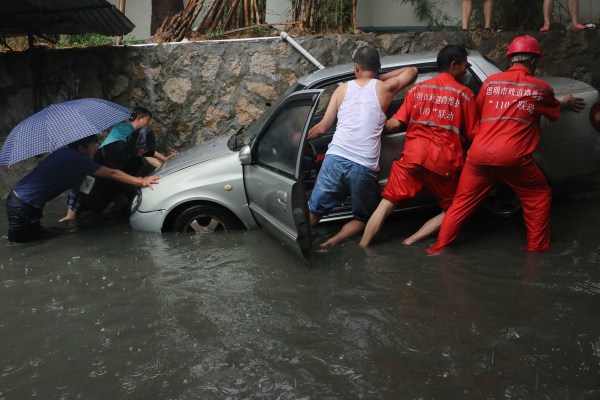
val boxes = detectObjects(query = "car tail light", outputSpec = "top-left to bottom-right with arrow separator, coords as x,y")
590,101 -> 600,132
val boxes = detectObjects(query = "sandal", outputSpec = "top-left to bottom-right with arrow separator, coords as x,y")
573,23 -> 587,30
539,25 -> 550,32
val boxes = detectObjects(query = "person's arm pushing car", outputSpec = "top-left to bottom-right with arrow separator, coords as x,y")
93,166 -> 160,189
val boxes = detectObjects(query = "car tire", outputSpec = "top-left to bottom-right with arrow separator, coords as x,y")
172,204 -> 241,233
484,184 -> 522,218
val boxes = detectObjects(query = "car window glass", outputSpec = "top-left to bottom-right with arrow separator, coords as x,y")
243,83 -> 304,145
463,68 -> 481,95
256,104 -> 312,176
315,84 -> 336,115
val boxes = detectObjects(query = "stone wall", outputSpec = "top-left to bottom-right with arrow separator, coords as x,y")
1,30 -> 600,196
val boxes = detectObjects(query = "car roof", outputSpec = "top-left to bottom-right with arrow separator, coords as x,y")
297,50 -> 486,88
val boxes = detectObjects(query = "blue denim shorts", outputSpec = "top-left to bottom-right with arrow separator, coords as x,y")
308,154 -> 381,222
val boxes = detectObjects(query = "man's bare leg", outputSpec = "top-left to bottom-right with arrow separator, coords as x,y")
483,0 -> 494,29
359,199 -> 396,248
403,211 -> 445,245
309,212 -> 321,227
321,219 -> 366,248
567,0 -> 580,26
461,0 -> 473,29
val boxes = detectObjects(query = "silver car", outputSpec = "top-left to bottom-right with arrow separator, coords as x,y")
130,51 -> 600,258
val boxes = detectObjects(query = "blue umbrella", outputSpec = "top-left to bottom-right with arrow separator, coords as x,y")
0,98 -> 131,166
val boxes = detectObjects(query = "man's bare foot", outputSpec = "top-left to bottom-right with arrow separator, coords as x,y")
402,238 -> 415,245
59,209 -> 77,223
320,238 -> 339,248
426,245 -> 442,255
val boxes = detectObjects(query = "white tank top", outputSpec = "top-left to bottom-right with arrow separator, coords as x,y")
327,79 -> 387,171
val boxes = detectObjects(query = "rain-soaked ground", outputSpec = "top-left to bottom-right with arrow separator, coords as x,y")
1,186 -> 599,399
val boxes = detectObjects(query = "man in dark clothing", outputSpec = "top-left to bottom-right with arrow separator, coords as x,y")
81,126 -> 157,215
6,135 -> 160,243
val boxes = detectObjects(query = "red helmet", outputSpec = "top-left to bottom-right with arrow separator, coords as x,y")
506,35 -> 543,58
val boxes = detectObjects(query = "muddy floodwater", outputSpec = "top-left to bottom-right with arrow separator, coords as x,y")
1,188 -> 599,399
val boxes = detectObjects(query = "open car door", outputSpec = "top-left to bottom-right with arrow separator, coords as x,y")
241,90 -> 323,259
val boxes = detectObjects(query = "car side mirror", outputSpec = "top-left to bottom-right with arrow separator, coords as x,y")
238,145 -> 252,165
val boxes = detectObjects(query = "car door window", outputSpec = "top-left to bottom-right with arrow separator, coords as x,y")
255,103 -> 312,177
462,67 -> 481,95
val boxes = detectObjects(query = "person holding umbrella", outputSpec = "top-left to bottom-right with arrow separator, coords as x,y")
0,98 -> 162,243
6,134 -> 160,242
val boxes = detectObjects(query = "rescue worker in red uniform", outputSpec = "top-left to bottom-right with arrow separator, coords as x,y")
360,44 -> 479,248
428,35 -> 585,254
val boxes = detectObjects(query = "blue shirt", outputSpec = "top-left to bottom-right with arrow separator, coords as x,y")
13,148 -> 102,209
101,121 -> 134,147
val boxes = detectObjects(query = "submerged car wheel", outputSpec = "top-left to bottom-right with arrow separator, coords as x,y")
172,205 -> 241,233
484,184 -> 522,218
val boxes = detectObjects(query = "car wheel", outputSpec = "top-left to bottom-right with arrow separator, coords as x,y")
484,184 -> 522,218
172,205 -> 241,233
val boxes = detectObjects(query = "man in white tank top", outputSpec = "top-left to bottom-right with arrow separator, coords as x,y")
307,44 -> 418,248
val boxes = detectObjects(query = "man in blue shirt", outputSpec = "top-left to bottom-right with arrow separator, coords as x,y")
6,135 -> 160,242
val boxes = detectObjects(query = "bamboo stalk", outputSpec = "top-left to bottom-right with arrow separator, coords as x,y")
197,0 -> 221,33
259,0 -> 266,24
244,0 -> 250,27
191,0 -> 206,26
250,0 -> 258,24
207,0 -> 228,32
223,0 -> 242,29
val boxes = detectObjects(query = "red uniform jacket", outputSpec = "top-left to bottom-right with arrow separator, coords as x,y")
468,64 -> 561,165
394,72 -> 478,177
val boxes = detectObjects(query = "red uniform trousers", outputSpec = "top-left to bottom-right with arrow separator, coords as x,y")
428,156 -> 551,253
382,159 -> 458,210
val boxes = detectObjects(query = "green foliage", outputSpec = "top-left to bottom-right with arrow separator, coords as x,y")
121,35 -> 140,46
207,27 -> 225,39
291,0 -> 355,33
314,0 -> 352,29
0,36 -> 29,51
57,33 -> 112,48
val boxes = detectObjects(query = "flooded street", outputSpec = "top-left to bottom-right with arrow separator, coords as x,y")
1,190 -> 599,399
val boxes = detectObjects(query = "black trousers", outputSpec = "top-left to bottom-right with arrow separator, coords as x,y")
6,191 -> 43,243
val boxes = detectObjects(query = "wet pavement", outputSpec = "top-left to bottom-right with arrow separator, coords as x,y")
1,188 -> 599,399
